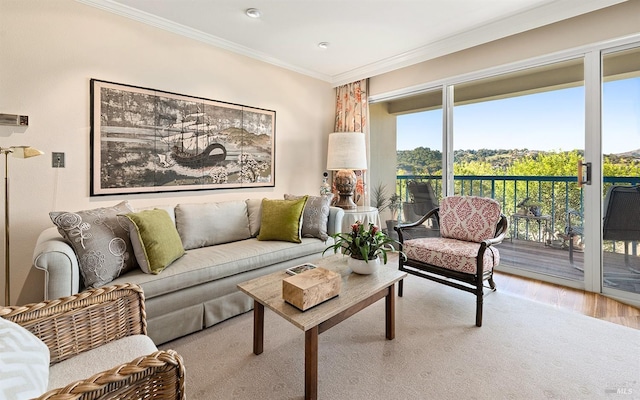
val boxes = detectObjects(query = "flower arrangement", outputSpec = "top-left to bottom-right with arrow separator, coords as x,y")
323,221 -> 404,264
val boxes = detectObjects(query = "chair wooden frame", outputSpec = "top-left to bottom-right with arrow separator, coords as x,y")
0,283 -> 185,400
395,207 -> 508,327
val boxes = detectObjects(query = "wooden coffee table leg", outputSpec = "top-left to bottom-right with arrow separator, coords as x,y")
305,326 -> 319,400
385,284 -> 395,340
253,300 -> 264,355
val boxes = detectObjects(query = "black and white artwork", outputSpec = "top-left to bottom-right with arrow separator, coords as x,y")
90,79 -> 275,196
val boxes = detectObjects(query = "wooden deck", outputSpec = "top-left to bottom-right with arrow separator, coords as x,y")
498,239 -> 640,294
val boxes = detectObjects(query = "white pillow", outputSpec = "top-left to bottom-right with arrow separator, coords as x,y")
0,317 -> 50,399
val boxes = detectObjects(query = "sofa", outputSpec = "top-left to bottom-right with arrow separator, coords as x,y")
32,196 -> 344,345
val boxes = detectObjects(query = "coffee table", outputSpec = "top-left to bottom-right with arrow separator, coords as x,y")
237,254 -> 406,400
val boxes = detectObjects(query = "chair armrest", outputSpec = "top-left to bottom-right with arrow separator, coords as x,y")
395,208 -> 440,243
34,350 -> 185,400
0,283 -> 146,365
32,227 -> 81,299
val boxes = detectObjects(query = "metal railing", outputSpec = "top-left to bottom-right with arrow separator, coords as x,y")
396,174 -> 640,242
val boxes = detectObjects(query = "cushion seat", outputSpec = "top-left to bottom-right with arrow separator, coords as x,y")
404,237 -> 500,274
109,237 -> 331,299
47,335 -> 157,391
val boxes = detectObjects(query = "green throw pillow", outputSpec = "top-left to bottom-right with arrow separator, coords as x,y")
257,196 -> 308,243
122,209 -> 185,274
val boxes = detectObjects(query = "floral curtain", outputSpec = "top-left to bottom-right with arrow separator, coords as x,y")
333,79 -> 369,206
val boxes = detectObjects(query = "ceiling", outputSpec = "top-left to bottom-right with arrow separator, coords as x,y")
78,0 -> 626,86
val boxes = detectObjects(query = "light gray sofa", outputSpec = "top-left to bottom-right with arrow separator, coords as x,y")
32,198 -> 344,345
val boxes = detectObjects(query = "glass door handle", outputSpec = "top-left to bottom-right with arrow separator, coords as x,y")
577,160 -> 591,187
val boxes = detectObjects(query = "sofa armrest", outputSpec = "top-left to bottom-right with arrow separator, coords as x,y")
32,227 -> 81,299
327,206 -> 345,236
35,350 -> 185,400
0,283 -> 146,365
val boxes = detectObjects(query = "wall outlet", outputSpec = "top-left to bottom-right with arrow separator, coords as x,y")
52,152 -> 65,168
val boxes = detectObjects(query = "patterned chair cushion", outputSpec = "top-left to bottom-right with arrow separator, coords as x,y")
404,237 -> 500,274
440,196 -> 502,243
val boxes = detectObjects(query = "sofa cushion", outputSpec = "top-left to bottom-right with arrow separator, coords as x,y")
47,335 -> 157,391
257,197 -> 308,243
109,237 -> 331,299
0,317 -> 50,400
121,209 -> 185,274
285,193 -> 334,240
176,201 -> 251,250
50,201 -> 136,288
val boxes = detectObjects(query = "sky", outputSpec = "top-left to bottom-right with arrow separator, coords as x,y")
397,77 -> 640,155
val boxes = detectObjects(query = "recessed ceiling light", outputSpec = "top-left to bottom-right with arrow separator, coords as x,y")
245,8 -> 261,18
318,42 -> 330,49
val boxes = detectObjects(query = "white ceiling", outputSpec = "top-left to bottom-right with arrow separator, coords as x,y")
78,0 -> 626,86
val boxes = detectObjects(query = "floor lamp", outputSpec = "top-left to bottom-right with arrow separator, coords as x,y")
2,146 -> 43,306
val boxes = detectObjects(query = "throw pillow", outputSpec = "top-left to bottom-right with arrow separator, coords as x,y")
175,201 -> 251,250
246,198 -> 263,237
50,201 -> 136,288
120,209 -> 185,274
284,193 -> 334,240
257,196 -> 308,243
0,317 -> 50,399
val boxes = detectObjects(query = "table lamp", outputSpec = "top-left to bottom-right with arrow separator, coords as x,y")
2,145 -> 44,305
326,132 -> 367,210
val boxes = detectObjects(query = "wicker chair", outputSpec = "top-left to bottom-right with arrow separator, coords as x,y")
0,283 -> 185,400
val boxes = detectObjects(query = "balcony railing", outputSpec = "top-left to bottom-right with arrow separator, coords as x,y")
396,174 -> 640,242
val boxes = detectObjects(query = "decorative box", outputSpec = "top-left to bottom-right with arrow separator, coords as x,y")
282,267 -> 341,311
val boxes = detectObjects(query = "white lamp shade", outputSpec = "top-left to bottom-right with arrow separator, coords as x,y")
326,132 -> 367,170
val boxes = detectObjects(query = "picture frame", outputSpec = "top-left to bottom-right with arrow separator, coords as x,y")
90,79 -> 275,196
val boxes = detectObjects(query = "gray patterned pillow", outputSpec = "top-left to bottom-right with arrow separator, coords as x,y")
50,201 -> 136,288
284,194 -> 334,240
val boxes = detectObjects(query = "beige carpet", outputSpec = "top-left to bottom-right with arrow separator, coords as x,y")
160,275 -> 640,399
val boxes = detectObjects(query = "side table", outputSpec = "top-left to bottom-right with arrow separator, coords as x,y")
341,206 -> 380,232
511,213 -> 551,244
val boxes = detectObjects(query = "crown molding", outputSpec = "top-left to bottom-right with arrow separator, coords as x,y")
77,0 -> 626,88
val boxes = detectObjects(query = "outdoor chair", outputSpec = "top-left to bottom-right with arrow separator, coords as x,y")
0,283 -> 185,400
565,209 -> 584,266
404,180 -> 440,234
602,184 -> 640,276
395,196 -> 507,327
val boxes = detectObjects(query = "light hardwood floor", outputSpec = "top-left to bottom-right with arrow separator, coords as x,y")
495,271 -> 640,330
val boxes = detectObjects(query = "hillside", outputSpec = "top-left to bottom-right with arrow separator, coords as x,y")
397,147 -> 640,176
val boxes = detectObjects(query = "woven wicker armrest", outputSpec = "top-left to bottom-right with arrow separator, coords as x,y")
0,283 -> 146,364
34,349 -> 185,400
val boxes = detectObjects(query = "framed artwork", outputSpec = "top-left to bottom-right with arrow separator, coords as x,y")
90,79 -> 275,196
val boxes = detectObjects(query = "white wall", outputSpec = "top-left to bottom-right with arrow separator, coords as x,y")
0,0 -> 335,305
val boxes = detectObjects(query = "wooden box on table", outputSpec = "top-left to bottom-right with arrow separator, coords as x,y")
282,267 -> 341,311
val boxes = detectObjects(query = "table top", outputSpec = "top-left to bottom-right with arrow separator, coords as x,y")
511,213 -> 551,220
343,206 -> 378,214
237,254 -> 406,331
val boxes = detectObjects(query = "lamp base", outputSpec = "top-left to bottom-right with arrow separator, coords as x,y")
334,169 -> 358,210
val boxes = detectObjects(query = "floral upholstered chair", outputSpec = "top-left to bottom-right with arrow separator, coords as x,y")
395,196 -> 507,327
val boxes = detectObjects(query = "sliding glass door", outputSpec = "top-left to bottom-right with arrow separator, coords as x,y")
450,59 -> 587,285
600,45 -> 640,296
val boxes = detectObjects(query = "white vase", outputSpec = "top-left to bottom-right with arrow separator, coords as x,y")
348,255 -> 381,275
